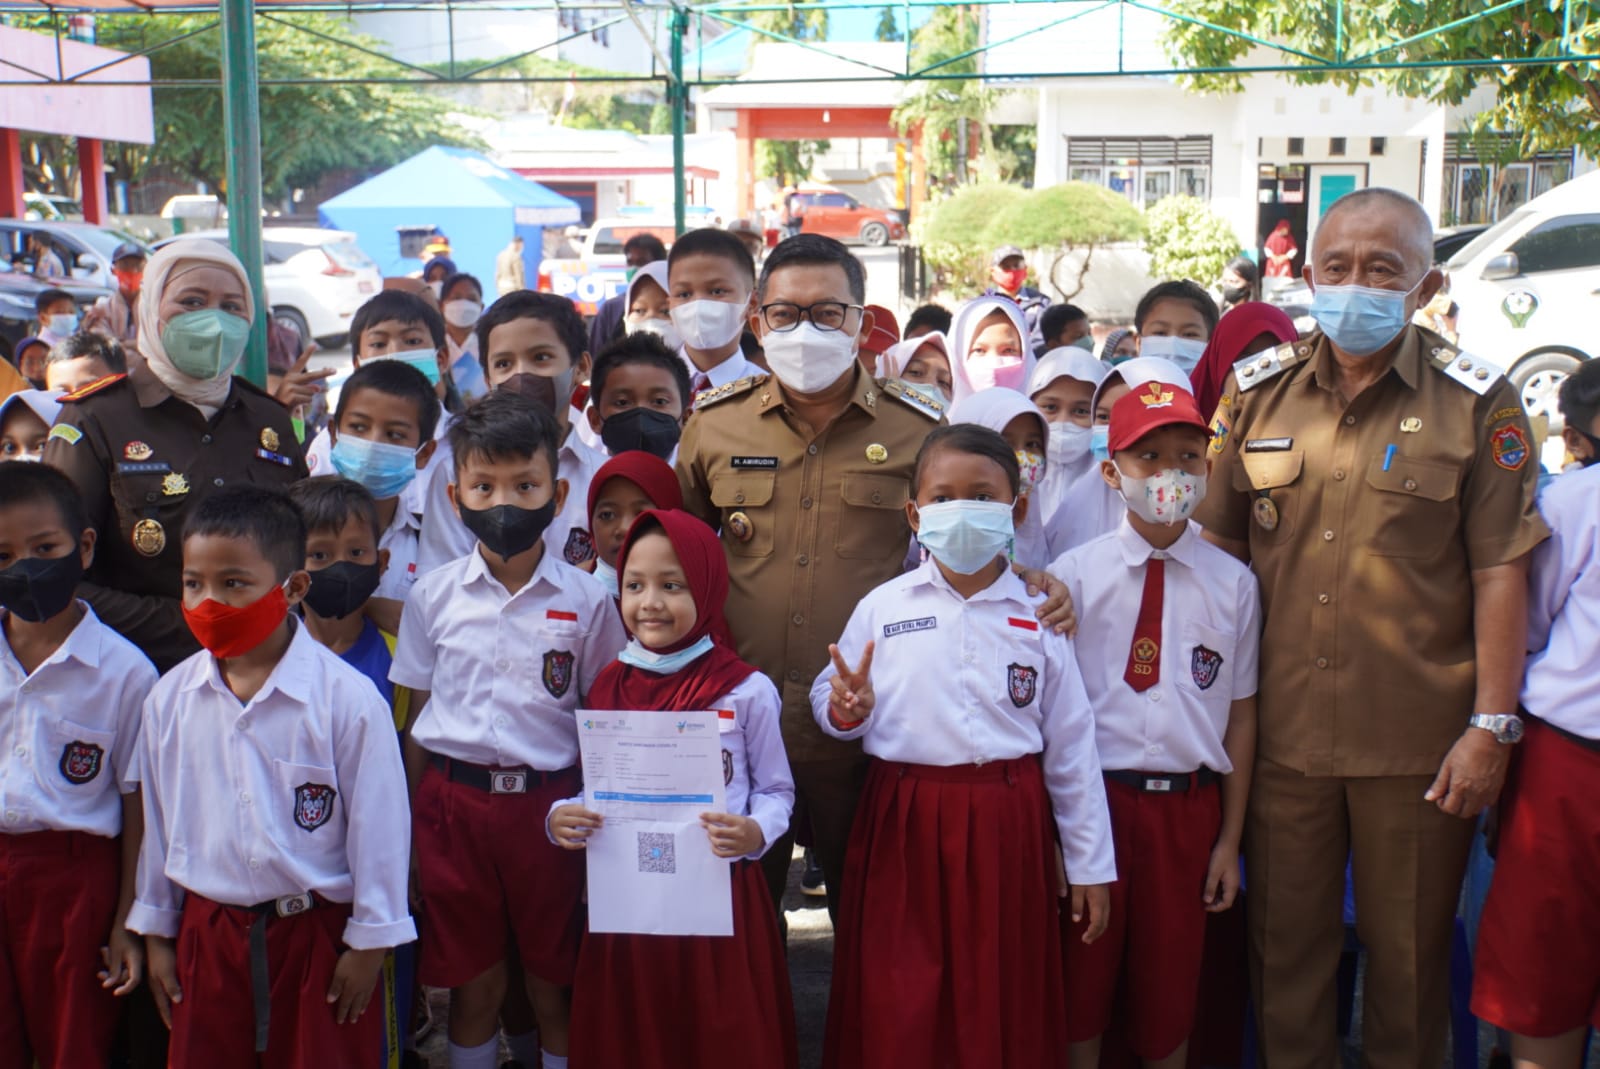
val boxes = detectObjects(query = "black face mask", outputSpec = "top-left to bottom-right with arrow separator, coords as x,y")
1221,284 -> 1252,305
458,499 -> 557,561
600,407 -> 682,460
301,560 -> 382,620
0,552 -> 84,623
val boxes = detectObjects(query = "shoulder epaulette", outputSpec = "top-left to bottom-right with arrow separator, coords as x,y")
693,374 -> 766,409
1232,341 -> 1304,394
1427,343 -> 1501,397
58,373 -> 127,402
879,377 -> 945,420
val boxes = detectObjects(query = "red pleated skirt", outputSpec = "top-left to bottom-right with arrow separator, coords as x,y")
825,755 -> 1067,1069
569,858 -> 797,1069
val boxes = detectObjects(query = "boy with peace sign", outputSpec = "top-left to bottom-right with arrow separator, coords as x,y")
810,423 -> 1114,1069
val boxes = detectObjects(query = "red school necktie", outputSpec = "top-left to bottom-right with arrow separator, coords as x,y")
1124,556 -> 1164,692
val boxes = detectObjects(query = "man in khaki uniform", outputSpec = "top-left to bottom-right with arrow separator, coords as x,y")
678,234 -> 1067,919
1196,189 -> 1546,1069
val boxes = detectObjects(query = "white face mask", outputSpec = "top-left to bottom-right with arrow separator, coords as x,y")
427,280 -> 444,299
627,313 -> 683,353
442,299 -> 482,329
1047,421 -> 1092,467
761,321 -> 858,395
670,299 -> 747,351
1138,335 -> 1207,373
1114,464 -> 1208,526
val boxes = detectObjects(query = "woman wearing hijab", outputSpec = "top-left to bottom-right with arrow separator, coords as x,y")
42,242 -> 308,671
876,331 -> 954,407
946,296 -> 1034,407
1098,327 -> 1138,366
552,509 -> 797,1069
1261,220 -> 1298,296
1188,301 -> 1299,420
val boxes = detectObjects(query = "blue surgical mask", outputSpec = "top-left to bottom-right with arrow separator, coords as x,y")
1310,278 -> 1422,356
914,499 -> 1015,575
330,434 -> 421,499
618,634 -> 714,674
370,348 -> 442,386
592,557 -> 619,598
1138,335 -> 1207,373
45,313 -> 79,337
161,308 -> 251,380
1090,424 -> 1111,462
906,381 -> 949,408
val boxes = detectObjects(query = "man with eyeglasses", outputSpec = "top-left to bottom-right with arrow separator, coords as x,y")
677,234 -> 1075,924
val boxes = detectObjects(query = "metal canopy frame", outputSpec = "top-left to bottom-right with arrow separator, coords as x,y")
1,0 -> 1593,382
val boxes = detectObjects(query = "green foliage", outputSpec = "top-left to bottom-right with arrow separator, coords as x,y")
892,5 -> 1003,191
875,6 -> 905,43
1143,195 -> 1242,288
1162,0 -> 1600,154
419,53 -> 662,135
755,139 -> 832,187
740,0 -> 829,45
990,125 -> 1037,186
915,181 -> 1026,290
988,183 -> 1145,298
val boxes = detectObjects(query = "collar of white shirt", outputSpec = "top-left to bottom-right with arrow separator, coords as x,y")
460,538 -> 565,598
1,599 -> 106,674
184,617 -> 317,703
1114,515 -> 1200,569
912,557 -> 1031,606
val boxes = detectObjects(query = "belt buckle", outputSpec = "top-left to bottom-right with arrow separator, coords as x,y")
1146,777 -> 1173,792
490,770 -> 528,794
275,893 -> 312,918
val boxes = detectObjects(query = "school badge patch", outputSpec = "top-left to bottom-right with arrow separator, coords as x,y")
1490,425 -> 1528,471
543,650 -> 575,698
1007,663 -> 1038,708
293,782 -> 337,832
563,527 -> 596,565
1191,645 -> 1224,691
58,740 -> 104,784
722,749 -> 734,786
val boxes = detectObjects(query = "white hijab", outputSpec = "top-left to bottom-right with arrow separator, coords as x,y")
1088,355 -> 1192,418
947,296 -> 1035,407
876,331 -> 950,381
624,260 -> 670,315
1027,345 -> 1108,398
136,241 -> 256,414
945,386 -> 1052,568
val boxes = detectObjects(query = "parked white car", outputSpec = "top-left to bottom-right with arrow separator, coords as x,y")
1445,170 -> 1600,436
154,226 -> 382,347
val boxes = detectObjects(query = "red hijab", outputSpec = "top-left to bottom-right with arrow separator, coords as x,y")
585,509 -> 758,713
1264,220 -> 1295,256
586,450 -> 685,528
1188,302 -> 1299,419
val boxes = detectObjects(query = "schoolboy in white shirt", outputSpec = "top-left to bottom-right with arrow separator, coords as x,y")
1048,380 -> 1260,1069
391,391 -> 628,1069
666,227 -> 766,398
129,485 -> 415,1069
0,461 -> 158,1069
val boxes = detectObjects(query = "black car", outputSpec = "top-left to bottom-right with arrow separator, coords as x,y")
0,270 -> 114,364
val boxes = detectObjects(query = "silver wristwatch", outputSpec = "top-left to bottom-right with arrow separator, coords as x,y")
1469,713 -> 1525,745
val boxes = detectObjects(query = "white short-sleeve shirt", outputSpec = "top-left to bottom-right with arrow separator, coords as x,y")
1521,464 -> 1600,739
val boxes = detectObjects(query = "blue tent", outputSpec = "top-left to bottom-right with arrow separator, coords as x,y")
318,146 -> 580,296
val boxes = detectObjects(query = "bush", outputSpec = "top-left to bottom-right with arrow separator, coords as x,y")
1144,195 -> 1242,286
987,182 -> 1145,298
914,182 -> 1028,293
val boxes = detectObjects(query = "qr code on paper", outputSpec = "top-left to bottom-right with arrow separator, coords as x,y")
637,832 -> 676,875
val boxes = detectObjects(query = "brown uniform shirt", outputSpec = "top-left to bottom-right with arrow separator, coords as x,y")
1194,326 -> 1547,777
41,362 -> 308,672
677,366 -> 944,764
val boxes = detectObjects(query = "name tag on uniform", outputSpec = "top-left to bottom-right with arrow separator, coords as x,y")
1244,437 -> 1294,453
883,616 -> 937,638
490,770 -> 528,794
255,448 -> 295,467
115,461 -> 172,475
731,456 -> 778,470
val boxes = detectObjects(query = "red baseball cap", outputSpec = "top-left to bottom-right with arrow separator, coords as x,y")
862,304 -> 900,354
1108,380 -> 1210,453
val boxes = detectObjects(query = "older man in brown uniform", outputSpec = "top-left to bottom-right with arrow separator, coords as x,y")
679,234 -> 1068,920
1196,189 -> 1546,1068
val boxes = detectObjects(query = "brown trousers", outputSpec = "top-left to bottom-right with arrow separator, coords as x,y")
1246,758 -> 1475,1069
760,754 -> 870,924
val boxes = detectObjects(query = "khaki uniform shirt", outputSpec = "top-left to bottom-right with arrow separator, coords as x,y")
41,363 -> 308,672
677,366 -> 944,764
1194,326 -> 1546,777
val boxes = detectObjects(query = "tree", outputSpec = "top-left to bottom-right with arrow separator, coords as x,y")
1143,195 -> 1242,286
986,182 -> 1145,298
741,0 -> 828,44
892,5 -> 1003,190
916,180 -> 1027,290
1162,0 -> 1600,154
875,6 -> 905,43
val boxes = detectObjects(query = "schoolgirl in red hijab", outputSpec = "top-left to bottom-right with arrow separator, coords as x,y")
550,509 -> 798,1069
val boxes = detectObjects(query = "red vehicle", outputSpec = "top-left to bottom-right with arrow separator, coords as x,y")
790,188 -> 906,246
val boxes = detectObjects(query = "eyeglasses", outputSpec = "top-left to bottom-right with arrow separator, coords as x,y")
758,301 -> 863,333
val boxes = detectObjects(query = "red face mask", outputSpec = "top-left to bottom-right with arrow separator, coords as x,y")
182,583 -> 290,659
996,267 -> 1028,292
114,269 -> 142,295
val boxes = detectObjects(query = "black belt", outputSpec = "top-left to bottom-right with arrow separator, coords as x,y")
1104,768 -> 1221,793
428,753 -> 566,794
242,892 -> 319,1052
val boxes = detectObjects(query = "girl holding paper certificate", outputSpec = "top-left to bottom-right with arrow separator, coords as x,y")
549,508 -> 798,1069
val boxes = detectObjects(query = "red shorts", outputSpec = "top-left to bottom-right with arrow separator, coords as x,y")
1471,719 -> 1600,1036
0,830 -> 120,1069
168,894 -> 379,1069
412,761 -> 585,988
1062,774 -> 1221,1059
